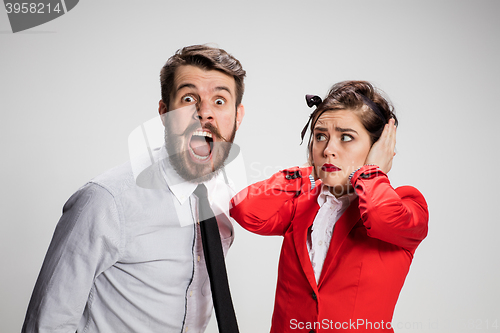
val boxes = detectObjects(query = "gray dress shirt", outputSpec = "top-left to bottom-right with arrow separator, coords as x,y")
22,146 -> 235,333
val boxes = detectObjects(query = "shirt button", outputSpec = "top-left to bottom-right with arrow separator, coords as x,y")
189,291 -> 193,297
197,255 -> 201,262
318,241 -> 323,246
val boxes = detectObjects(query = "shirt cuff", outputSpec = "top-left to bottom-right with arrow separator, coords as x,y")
309,174 -> 316,191
349,164 -> 386,186
280,166 -> 315,194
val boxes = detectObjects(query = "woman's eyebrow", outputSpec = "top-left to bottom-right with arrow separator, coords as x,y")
313,126 -> 328,132
335,127 -> 358,134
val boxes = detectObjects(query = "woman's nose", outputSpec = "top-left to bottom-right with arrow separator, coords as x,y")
323,139 -> 337,157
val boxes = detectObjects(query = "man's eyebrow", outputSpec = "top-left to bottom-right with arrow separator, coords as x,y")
175,84 -> 232,96
335,127 -> 358,134
176,83 -> 196,92
214,86 -> 232,95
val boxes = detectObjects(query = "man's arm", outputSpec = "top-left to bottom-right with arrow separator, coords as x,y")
22,183 -> 122,333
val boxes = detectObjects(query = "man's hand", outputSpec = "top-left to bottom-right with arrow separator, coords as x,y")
364,118 -> 397,174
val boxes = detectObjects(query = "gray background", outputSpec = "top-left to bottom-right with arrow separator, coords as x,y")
1,0 -> 499,332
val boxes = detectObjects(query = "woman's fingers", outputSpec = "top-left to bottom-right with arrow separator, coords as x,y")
388,119 -> 397,152
383,119 -> 397,152
364,119 -> 397,174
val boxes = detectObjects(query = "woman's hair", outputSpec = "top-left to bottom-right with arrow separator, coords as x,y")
307,80 -> 397,163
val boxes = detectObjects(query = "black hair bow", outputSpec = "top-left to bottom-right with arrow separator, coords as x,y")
300,94 -> 322,144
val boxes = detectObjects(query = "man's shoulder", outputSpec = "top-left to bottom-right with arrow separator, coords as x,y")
85,151 -> 169,200
88,160 -> 137,198
60,162 -> 135,217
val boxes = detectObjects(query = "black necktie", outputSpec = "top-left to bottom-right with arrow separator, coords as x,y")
194,184 -> 239,333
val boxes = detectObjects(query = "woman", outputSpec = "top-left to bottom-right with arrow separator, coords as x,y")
230,81 -> 428,332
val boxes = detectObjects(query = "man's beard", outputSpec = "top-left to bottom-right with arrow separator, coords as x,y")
164,120 -> 236,183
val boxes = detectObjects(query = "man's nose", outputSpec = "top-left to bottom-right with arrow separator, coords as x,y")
195,100 -> 215,123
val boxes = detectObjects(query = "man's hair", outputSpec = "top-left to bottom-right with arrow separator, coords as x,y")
160,45 -> 246,109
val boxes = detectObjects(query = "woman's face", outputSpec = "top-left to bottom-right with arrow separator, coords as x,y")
312,109 -> 372,197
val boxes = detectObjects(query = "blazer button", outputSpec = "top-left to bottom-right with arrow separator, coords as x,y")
309,330 -> 315,333
312,292 -> 317,301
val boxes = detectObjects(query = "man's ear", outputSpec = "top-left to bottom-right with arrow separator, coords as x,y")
235,104 -> 245,131
158,100 -> 167,126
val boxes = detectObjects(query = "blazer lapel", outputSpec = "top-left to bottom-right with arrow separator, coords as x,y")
318,198 -> 360,288
293,189 -> 321,292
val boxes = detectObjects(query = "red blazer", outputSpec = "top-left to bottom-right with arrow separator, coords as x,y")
230,165 -> 428,332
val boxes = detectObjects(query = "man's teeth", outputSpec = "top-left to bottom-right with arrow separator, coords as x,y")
192,130 -> 213,138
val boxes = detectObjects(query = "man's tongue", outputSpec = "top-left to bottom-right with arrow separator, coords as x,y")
190,136 -> 211,157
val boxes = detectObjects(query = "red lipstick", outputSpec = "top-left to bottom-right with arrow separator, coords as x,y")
321,164 -> 340,172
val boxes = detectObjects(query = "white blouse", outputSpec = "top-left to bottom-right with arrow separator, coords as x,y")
307,184 -> 356,284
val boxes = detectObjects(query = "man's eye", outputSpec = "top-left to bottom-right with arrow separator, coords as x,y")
316,134 -> 327,142
341,134 -> 353,142
182,95 -> 196,103
215,98 -> 225,105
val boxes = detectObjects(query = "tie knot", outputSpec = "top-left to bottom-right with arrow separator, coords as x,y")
194,184 -> 208,199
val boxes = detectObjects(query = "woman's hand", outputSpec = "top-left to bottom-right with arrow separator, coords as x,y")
301,161 -> 319,180
364,118 -> 397,174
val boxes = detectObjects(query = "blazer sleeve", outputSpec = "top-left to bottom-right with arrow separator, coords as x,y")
350,165 -> 429,252
230,166 -> 315,236
22,183 -> 122,333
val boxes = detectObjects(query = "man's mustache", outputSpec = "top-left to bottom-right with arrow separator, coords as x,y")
179,122 -> 226,141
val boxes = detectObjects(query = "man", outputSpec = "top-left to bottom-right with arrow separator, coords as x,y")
22,45 -> 246,333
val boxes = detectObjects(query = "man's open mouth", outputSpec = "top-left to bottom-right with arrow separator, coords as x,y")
188,129 -> 214,162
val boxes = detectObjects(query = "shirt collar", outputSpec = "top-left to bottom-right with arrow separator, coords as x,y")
317,183 -> 357,209
159,146 -> 219,205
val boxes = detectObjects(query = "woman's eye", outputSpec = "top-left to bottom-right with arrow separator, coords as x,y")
316,134 -> 327,142
215,98 -> 225,105
341,134 -> 353,142
182,95 -> 196,103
